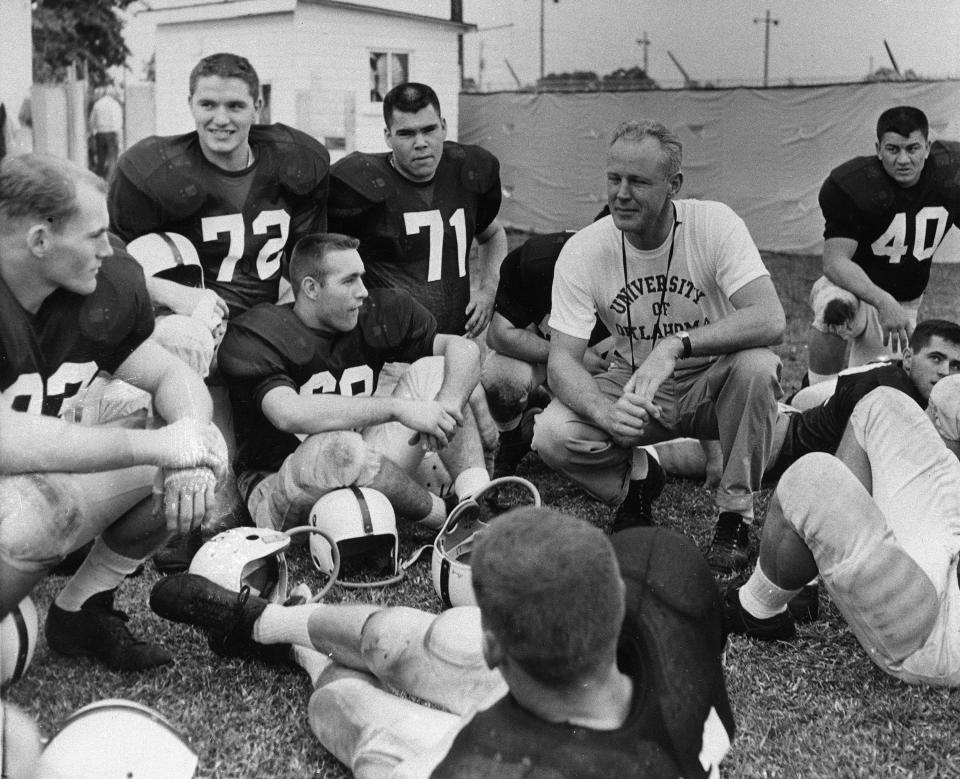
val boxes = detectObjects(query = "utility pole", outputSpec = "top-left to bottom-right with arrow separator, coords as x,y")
636,31 -> 651,74
537,0 -> 559,82
753,9 -> 779,87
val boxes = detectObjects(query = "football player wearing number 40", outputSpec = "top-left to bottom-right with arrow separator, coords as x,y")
805,106 -> 960,387
0,154 -> 228,670
109,52 -> 330,376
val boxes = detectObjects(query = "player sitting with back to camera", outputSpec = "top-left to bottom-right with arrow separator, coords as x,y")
152,507 -> 735,778
216,231 -> 490,537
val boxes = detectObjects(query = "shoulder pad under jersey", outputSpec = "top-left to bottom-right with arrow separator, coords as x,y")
117,133 -> 209,221
829,154 -> 897,214
331,152 -> 393,204
927,140 -> 960,194
446,142 -> 500,195
250,124 -> 330,196
78,252 -> 148,342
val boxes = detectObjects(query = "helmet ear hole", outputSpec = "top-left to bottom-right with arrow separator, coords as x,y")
188,527 -> 291,603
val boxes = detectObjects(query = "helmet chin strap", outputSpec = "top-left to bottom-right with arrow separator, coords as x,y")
620,204 -> 682,373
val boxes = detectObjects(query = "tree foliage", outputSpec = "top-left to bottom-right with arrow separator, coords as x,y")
33,0 -> 135,85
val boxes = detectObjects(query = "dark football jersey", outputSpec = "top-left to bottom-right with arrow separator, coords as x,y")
110,124 -> 329,317
772,362 -> 924,477
430,529 -> 734,779
819,140 -> 960,301
0,251 -> 154,418
328,142 -> 501,335
218,288 -> 437,473
495,231 -> 609,347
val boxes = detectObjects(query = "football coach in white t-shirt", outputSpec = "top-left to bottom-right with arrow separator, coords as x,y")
532,119 -> 786,574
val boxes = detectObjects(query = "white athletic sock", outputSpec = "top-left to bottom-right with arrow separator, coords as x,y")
739,566 -> 801,619
55,538 -> 145,612
807,369 -> 837,386
252,603 -> 316,647
418,494 -> 447,530
454,467 -> 490,500
630,449 -> 649,481
291,645 -> 334,687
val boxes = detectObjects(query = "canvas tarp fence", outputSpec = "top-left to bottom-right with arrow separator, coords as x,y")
459,80 -> 960,260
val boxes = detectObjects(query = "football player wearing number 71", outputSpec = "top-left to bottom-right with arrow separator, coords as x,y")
109,52 -> 330,374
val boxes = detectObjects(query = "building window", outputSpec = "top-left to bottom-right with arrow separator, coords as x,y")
370,52 -> 408,102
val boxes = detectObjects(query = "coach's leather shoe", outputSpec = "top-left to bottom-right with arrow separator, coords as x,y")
723,586 -> 797,642
611,457 -> 666,533
45,590 -> 172,671
705,512 -> 751,574
787,582 -> 820,623
150,573 -> 268,657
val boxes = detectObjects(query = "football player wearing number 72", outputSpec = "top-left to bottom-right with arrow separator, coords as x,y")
109,52 -> 330,371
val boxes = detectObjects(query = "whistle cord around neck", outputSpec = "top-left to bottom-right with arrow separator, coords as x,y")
620,214 -> 682,373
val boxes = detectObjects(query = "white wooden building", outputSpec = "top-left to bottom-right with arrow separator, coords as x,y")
141,0 -> 473,158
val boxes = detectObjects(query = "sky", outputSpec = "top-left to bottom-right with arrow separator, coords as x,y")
462,0 -> 960,89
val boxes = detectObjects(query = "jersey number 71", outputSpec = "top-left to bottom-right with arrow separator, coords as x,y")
404,208 -> 467,282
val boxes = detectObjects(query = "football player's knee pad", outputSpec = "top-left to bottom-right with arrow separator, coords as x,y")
777,452 -> 853,537
927,374 -> 960,444
824,528 -> 938,662
394,356 -> 446,401
810,277 -> 864,338
153,315 -> 216,377
0,473 -> 83,573
481,372 -> 531,424
280,431 -> 382,496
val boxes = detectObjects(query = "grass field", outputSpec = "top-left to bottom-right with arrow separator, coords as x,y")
7,248 -> 960,778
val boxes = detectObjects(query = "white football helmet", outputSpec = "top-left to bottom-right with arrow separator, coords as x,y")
189,527 -> 290,604
432,477 -> 541,609
309,487 -> 402,588
36,699 -> 197,778
1,595 -> 38,687
127,232 -> 204,288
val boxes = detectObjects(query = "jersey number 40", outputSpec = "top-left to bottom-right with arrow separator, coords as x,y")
871,206 -> 949,263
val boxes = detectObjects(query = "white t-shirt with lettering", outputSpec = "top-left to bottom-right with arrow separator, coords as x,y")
550,200 -> 769,369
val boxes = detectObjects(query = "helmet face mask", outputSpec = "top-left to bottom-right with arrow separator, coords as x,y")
432,477 -> 542,609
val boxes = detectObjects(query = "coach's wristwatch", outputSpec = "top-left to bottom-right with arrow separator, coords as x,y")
674,330 -> 693,359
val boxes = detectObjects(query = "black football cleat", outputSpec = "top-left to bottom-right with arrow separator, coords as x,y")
45,590 -> 172,671
153,527 -> 204,575
150,573 -> 268,658
723,586 -> 797,642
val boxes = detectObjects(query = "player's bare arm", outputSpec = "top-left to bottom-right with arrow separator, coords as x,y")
432,334 -> 482,416
113,340 -> 221,533
260,385 -> 456,444
465,219 -> 508,338
145,276 -> 229,321
548,331 -> 632,440
625,275 -> 784,405
822,236 -> 913,351
0,407 -> 224,477
486,313 -> 551,364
